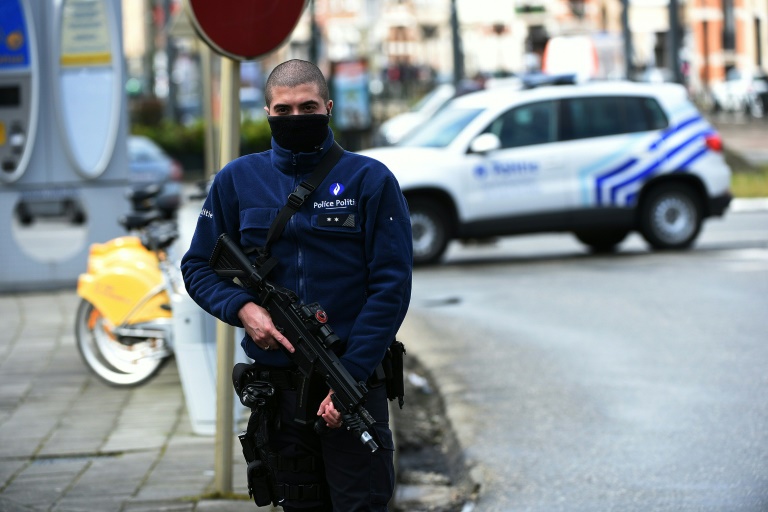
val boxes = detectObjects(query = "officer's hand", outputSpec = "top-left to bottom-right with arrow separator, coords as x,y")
237,302 -> 295,353
318,391 -> 343,429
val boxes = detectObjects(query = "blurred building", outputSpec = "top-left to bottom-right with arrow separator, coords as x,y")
312,0 -> 767,96
687,0 -> 768,97
121,0 -> 766,117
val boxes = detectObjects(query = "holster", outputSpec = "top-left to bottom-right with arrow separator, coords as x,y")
233,363 -> 280,507
381,340 -> 407,409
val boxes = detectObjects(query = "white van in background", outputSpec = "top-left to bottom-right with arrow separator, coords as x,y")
542,35 -> 599,80
542,34 -> 626,81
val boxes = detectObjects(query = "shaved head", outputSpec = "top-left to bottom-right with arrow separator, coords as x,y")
264,59 -> 329,107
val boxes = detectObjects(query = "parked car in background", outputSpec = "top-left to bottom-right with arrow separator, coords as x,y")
374,83 -> 457,146
240,86 -> 266,121
128,135 -> 183,212
361,81 -> 732,264
711,68 -> 768,118
634,67 -> 675,84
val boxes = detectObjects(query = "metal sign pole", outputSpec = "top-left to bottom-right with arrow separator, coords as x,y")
213,56 -> 240,495
200,43 -> 217,178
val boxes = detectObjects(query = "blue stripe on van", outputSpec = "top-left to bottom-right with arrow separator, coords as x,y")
608,130 -> 710,205
594,116 -> 710,206
595,158 -> 638,205
649,114 -> 702,151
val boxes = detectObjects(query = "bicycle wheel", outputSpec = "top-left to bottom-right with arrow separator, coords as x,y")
74,298 -> 171,387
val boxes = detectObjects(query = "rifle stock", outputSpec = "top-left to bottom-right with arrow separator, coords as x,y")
209,233 -> 379,452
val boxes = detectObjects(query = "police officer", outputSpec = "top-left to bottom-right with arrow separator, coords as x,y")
180,59 -> 413,511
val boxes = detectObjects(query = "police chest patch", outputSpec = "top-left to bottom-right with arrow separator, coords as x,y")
318,213 -> 356,228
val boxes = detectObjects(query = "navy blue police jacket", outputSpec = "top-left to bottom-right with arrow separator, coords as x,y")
180,129 -> 413,383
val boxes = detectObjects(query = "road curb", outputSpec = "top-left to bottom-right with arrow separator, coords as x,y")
731,198 -> 768,212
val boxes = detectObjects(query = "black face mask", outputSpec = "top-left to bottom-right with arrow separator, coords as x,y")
267,114 -> 330,153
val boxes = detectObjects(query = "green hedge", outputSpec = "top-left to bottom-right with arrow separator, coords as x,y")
131,118 -> 273,177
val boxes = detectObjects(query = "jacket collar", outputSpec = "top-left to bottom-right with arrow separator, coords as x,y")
270,128 -> 335,175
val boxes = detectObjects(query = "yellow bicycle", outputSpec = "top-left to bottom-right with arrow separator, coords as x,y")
75,186 -> 182,387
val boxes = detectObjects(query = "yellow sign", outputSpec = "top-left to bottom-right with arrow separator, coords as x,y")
60,0 -> 112,67
0,122 -> 6,146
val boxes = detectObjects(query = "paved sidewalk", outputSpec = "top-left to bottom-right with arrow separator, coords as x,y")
0,291 -> 268,512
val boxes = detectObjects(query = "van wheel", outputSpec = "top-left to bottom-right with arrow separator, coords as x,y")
409,198 -> 450,265
640,183 -> 702,250
574,229 -> 629,253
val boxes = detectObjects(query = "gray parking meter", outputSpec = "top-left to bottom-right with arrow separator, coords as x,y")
0,0 -> 131,291
0,0 -> 38,184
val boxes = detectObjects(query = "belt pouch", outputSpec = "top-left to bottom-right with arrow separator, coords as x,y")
246,459 -> 273,507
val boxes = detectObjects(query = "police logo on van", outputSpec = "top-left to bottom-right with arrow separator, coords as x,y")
474,161 -> 539,180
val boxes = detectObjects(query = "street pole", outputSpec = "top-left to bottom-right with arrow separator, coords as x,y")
200,43 -> 217,177
669,0 -> 684,84
162,0 -> 178,121
310,0 -> 319,63
144,0 -> 155,97
450,0 -> 464,86
621,0 -> 633,79
213,56 -> 240,495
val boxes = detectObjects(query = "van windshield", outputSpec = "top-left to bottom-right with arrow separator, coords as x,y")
399,107 -> 483,148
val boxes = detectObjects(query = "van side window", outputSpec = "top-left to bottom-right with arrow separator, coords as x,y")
642,98 -> 669,130
484,100 -> 557,148
560,96 -> 669,141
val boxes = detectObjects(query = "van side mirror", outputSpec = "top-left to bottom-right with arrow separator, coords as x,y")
469,133 -> 501,154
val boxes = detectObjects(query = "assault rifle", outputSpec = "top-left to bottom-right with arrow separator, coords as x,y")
209,233 -> 379,452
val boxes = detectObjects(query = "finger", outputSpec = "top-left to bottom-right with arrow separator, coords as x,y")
317,399 -> 331,416
271,329 -> 295,353
322,411 -> 342,428
247,326 -> 270,344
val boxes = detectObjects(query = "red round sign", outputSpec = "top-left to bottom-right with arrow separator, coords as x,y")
185,0 -> 307,60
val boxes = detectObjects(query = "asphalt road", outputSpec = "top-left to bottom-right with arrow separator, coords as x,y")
400,209 -> 768,512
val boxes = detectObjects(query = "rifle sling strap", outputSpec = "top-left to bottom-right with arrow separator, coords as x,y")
262,142 -> 344,258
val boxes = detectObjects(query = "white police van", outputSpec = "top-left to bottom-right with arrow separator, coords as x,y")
361,81 -> 732,264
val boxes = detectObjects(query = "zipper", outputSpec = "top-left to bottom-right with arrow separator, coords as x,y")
296,215 -> 304,300
289,172 -> 305,299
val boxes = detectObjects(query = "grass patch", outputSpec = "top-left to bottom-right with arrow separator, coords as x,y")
732,169 -> 768,197
725,149 -> 768,198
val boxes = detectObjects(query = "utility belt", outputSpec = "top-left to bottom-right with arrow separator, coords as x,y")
234,339 -> 406,404
232,339 -> 406,507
